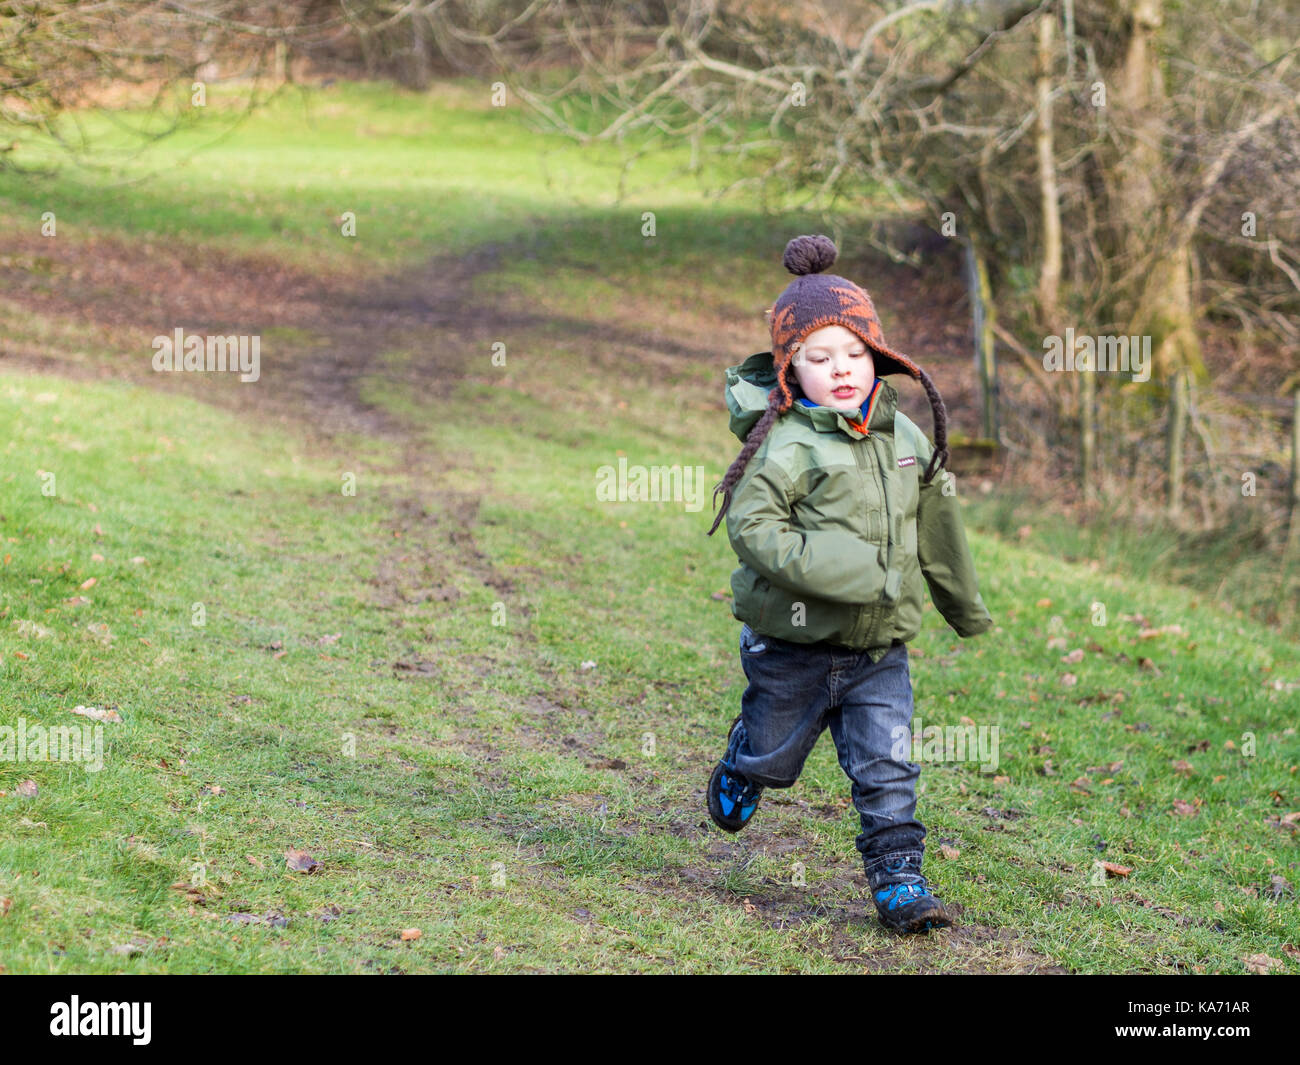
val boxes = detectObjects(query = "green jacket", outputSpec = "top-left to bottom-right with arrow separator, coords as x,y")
722,351 -> 993,660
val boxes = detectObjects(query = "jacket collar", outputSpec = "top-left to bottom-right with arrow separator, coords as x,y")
724,350 -> 898,441
793,377 -> 893,436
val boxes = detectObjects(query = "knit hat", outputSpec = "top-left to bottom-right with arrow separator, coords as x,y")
706,234 -> 950,537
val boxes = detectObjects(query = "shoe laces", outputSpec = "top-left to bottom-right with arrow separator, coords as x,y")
719,765 -> 762,804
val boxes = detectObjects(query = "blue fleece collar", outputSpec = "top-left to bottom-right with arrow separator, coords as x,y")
797,377 -> 881,418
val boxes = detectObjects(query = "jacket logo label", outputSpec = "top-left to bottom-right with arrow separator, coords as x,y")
898,456 -> 916,467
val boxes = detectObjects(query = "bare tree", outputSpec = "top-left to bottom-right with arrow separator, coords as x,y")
0,1 -> 344,163
383,0 -> 1299,529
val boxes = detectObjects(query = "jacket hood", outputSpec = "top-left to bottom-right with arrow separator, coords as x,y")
724,351 -> 898,442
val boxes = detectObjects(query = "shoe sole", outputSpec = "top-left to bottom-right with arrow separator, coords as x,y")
707,758 -> 760,833
879,903 -> 954,935
706,715 -> 747,832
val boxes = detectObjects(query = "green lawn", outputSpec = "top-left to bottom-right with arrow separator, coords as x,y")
1,79 -> 1297,974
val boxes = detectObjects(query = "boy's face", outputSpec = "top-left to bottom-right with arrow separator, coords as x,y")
791,324 -> 876,411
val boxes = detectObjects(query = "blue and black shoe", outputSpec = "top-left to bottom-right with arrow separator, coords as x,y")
872,875 -> 953,934
707,715 -> 763,833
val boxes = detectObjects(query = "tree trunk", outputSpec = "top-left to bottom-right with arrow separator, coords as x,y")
1113,0 -> 1206,519
965,235 -> 998,442
410,13 -> 430,90
1081,360 -> 1096,503
1288,385 -> 1300,552
1035,9 -> 1062,324
1166,365 -> 1189,519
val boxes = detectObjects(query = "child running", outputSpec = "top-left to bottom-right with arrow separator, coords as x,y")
705,234 -> 994,935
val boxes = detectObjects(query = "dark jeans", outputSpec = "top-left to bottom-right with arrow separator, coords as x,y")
730,622 -> 927,888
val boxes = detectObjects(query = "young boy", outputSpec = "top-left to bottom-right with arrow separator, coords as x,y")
704,234 -> 993,935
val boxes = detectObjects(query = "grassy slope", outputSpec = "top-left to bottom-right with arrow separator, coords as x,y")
1,82 -> 1297,974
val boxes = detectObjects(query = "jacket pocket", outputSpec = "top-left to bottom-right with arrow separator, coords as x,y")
884,566 -> 903,605
730,564 -> 773,630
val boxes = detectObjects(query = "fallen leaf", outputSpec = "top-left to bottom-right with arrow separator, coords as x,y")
71,705 -> 121,722
317,633 -> 341,645
1060,673 -> 1078,686
1036,598 -> 1052,608
285,848 -> 321,873
1062,648 -> 1085,663
1138,624 -> 1187,638
400,928 -> 422,941
0,897 -> 10,916
939,844 -> 960,860
200,784 -> 225,795
79,577 -> 97,590
1172,760 -> 1194,775
169,881 -> 207,903
1243,953 -> 1281,974
1172,800 -> 1198,817
1100,861 -> 1131,878
15,779 -> 38,798
492,945 -> 506,960
245,855 -> 263,868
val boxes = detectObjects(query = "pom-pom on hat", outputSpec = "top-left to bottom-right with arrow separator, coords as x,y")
706,234 -> 951,537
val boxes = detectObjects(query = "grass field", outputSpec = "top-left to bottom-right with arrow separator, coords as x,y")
1,80 -> 1297,974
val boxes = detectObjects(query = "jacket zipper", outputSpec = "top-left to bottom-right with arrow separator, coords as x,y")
850,436 -> 876,646
849,430 -> 896,647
